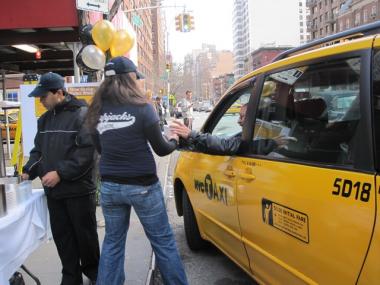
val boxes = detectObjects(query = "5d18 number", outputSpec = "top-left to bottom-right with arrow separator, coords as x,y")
332,178 -> 371,202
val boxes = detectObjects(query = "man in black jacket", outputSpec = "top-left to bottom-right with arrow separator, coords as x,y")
22,72 -> 99,285
170,104 -> 290,155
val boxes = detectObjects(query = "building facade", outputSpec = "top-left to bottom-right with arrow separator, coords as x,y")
232,0 -> 301,79
244,47 -> 292,74
300,0 -> 312,44
308,0 -> 380,41
124,0 -> 154,91
212,73 -> 235,102
232,0 -> 251,78
151,0 -> 166,95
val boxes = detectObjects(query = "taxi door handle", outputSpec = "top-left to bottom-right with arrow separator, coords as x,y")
223,170 -> 236,177
239,173 -> 256,181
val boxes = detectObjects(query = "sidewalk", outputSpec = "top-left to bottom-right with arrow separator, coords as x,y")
20,154 -> 171,285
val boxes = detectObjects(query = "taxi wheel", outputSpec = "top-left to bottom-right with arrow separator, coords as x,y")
182,190 -> 209,250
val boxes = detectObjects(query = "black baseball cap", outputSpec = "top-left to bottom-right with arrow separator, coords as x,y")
28,72 -> 65,97
104,56 -> 144,79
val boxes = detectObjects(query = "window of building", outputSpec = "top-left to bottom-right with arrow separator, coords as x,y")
320,15 -> 323,22
346,18 -> 350,29
300,22 -> 304,26
300,15 -> 303,20
299,2 -> 302,7
325,25 -> 329,33
6,92 -> 18,102
325,12 -> 328,20
364,9 -> 368,22
320,28 -> 323,36
253,57 -> 361,167
300,28 -> 304,33
355,12 -> 360,25
372,5 -> 377,17
300,35 -> 304,40
319,2 -> 322,9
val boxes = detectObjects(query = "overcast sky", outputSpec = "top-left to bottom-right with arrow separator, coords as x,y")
163,0 -> 233,63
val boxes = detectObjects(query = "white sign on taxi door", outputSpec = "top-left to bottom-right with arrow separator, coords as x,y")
76,0 -> 109,14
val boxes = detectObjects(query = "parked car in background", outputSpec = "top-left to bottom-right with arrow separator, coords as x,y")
174,102 -> 183,118
193,102 -> 202,112
201,102 -> 213,112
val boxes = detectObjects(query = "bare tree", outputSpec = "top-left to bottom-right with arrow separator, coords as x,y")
168,63 -> 185,99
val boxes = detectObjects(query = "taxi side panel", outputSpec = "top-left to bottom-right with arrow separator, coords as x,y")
236,159 -> 376,285
174,151 -> 251,274
356,176 -> 380,284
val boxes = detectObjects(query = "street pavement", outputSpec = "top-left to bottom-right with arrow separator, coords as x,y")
20,154 -> 170,285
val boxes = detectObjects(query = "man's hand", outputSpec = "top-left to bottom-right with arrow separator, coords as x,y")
21,173 -> 30,181
170,120 -> 192,139
168,133 -> 179,143
41,171 -> 61,188
273,135 -> 297,149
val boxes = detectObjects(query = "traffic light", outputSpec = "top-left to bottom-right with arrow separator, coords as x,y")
159,88 -> 164,95
175,14 -> 183,32
166,63 -> 171,72
182,13 -> 194,32
175,13 -> 194,32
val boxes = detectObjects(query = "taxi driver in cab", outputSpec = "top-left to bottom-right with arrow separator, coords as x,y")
170,103 -> 290,156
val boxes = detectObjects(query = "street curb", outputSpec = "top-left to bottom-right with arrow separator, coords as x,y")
145,154 -> 171,285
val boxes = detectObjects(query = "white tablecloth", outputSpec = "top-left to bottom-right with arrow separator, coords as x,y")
0,189 -> 50,285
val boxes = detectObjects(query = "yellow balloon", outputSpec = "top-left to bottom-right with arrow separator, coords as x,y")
92,20 -> 115,51
110,30 -> 135,58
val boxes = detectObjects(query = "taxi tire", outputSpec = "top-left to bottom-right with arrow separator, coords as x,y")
182,190 -> 209,250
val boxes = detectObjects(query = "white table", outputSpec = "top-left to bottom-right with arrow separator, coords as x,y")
0,189 -> 50,285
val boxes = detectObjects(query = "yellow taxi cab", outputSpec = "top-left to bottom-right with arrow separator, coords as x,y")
173,22 -> 380,284
225,102 -> 242,115
0,111 -> 18,141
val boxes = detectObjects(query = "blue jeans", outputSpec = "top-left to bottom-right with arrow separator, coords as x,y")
97,181 -> 188,285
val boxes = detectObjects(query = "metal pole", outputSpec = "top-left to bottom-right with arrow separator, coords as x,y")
1,70 -> 5,101
5,109 -> 10,160
0,71 -> 6,176
72,43 -> 81,83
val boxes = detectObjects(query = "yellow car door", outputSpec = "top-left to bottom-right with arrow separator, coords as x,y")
175,86 -> 253,273
236,54 -> 376,284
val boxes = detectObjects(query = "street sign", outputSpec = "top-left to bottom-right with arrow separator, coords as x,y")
132,13 -> 143,27
76,0 -> 109,14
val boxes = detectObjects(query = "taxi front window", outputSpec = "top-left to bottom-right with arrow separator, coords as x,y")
212,89 -> 251,138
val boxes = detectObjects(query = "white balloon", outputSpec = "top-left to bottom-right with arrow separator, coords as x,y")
81,45 -> 106,70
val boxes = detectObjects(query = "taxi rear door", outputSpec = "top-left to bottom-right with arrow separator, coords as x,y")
236,51 -> 376,284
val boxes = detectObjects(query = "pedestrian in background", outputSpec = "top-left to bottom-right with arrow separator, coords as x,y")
182,90 -> 194,129
85,56 -> 188,285
155,96 -> 166,131
22,72 -> 99,285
